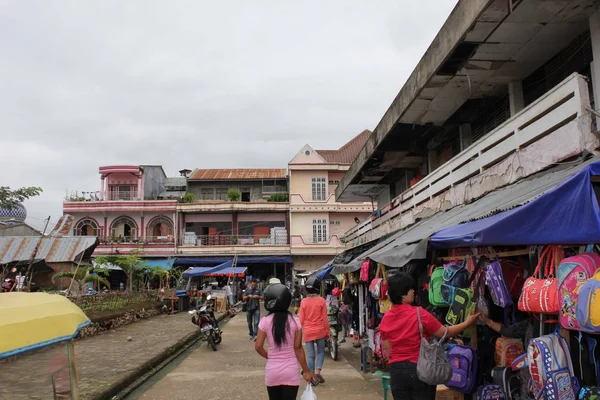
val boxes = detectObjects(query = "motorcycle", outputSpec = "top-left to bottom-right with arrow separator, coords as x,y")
188,295 -> 222,351
326,304 -> 340,361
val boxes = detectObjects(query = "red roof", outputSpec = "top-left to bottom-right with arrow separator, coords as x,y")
189,169 -> 287,180
316,130 -> 371,164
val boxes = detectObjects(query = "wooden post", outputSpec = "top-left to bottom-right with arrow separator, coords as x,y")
66,251 -> 86,296
66,341 -> 80,400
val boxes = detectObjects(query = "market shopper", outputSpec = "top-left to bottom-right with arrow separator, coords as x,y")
244,279 -> 263,341
298,276 -> 329,384
255,283 -> 314,400
379,273 -> 479,400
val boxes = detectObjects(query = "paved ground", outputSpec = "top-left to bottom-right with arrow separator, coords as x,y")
134,313 -> 385,400
0,312 -> 212,400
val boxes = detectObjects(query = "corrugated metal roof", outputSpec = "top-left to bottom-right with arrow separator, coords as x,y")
316,130 -> 371,164
164,177 -> 186,187
189,169 -> 287,180
0,236 -> 98,264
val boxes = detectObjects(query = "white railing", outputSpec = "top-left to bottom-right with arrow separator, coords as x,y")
343,73 -> 597,245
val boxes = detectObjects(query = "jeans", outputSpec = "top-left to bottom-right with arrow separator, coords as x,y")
305,337 -> 326,373
246,309 -> 260,337
266,385 -> 299,400
390,362 -> 436,400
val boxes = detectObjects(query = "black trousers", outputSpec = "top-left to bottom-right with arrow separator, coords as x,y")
390,362 -> 436,400
266,385 -> 299,400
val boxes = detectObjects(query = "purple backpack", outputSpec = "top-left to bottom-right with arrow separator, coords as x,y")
477,384 -> 505,400
486,260 -> 515,324
446,345 -> 478,393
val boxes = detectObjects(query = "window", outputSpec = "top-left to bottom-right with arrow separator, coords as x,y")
328,180 -> 340,185
200,188 -> 214,200
311,177 -> 327,201
75,218 -> 99,236
216,188 -> 228,201
312,219 -> 327,243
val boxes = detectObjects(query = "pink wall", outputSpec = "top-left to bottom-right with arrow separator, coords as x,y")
184,214 -> 232,223
237,213 -> 286,222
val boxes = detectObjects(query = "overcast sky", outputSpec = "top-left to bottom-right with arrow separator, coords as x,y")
0,0 -> 458,230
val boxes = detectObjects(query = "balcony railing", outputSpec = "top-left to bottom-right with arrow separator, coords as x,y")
181,234 -> 288,246
263,185 -> 288,194
109,191 -> 138,201
98,236 -> 174,245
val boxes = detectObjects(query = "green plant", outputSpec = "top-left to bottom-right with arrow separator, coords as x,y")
52,266 -> 111,294
0,186 -> 43,209
183,192 -> 196,203
227,188 -> 241,202
268,193 -> 289,202
96,255 -> 145,292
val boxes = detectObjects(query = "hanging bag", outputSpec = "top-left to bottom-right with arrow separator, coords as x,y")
415,307 -> 453,385
518,245 -> 563,315
369,264 -> 387,300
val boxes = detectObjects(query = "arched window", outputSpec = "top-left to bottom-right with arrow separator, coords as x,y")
110,216 -> 138,241
147,216 -> 173,239
75,218 -> 99,236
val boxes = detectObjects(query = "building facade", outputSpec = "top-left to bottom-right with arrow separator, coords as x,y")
336,0 -> 600,248
288,131 -> 374,271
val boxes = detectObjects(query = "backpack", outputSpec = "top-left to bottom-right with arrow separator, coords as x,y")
444,261 -> 469,289
477,385 -> 505,400
486,260 -> 513,308
495,338 -> 524,368
579,387 -> 600,400
558,253 -> 600,331
576,270 -> 600,333
360,260 -> 370,282
446,345 -> 478,393
491,367 -> 521,400
429,266 -> 446,307
571,332 -> 600,387
527,329 -> 579,400
446,288 -> 474,326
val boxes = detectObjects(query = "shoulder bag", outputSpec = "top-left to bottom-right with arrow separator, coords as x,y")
416,307 -> 453,385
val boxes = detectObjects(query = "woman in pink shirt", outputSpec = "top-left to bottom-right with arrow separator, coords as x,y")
298,276 -> 329,383
255,283 -> 314,400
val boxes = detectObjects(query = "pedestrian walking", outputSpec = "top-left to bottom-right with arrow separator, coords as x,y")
243,279 -> 263,341
298,276 -> 329,384
379,273 -> 479,400
255,283 -> 314,400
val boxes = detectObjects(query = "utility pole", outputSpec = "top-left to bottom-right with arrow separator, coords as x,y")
24,216 -> 51,289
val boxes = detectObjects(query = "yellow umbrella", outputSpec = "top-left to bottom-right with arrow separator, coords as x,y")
0,292 -> 90,359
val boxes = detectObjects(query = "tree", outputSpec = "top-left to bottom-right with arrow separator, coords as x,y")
0,186 -> 43,209
96,255 -> 145,292
52,266 -> 111,294
227,188 -> 241,202
182,193 -> 195,203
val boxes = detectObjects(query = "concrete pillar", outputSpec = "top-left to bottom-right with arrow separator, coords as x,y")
104,216 -> 108,240
508,81 -> 525,116
427,149 -> 438,174
459,123 -> 473,151
140,216 -> 145,240
232,212 -> 238,236
100,176 -> 105,200
590,9 -> 600,126
137,176 -> 143,200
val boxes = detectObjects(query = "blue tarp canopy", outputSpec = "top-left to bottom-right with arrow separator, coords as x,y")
93,258 -> 175,271
205,266 -> 248,276
175,256 -> 292,266
316,266 -> 334,280
183,260 -> 234,278
430,159 -> 600,248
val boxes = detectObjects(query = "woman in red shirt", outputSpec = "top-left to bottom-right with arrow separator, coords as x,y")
379,273 -> 479,400
298,276 -> 329,384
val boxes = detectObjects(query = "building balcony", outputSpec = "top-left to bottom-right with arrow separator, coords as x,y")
177,234 -> 290,255
63,199 -> 177,213
290,235 -> 344,256
177,201 -> 289,213
342,73 -> 600,247
262,185 -> 288,194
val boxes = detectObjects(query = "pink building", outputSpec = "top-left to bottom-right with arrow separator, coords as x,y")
288,131 -> 374,271
63,165 -> 181,257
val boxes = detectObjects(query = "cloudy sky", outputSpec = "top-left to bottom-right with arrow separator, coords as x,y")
0,0 -> 457,230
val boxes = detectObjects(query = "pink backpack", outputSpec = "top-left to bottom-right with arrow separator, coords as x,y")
557,252 -> 600,331
360,260 -> 370,282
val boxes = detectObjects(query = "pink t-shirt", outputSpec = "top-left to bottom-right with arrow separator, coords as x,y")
258,314 -> 302,387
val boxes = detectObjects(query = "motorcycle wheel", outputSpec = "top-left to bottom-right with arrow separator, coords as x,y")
214,331 -> 222,344
207,334 -> 217,351
329,336 -> 338,361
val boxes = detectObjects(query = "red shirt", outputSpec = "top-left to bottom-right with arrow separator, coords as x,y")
299,296 -> 329,342
379,304 -> 442,364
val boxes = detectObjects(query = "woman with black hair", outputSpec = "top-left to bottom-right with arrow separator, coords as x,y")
380,273 -> 479,400
255,283 -> 314,400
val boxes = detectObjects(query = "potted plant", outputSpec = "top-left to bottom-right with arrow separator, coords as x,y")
227,188 -> 241,202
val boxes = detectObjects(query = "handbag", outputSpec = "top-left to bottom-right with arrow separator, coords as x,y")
369,264 -> 388,300
518,245 -> 563,314
416,307 -> 453,385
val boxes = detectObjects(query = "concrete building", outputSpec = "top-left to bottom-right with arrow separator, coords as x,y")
336,0 -> 600,248
288,131 -> 374,271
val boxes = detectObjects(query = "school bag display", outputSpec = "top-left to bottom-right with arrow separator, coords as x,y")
446,345 -> 478,393
477,384 -> 505,400
558,252 -> 600,331
446,288 -> 474,326
443,261 -> 469,288
495,338 -> 524,368
486,259 -> 516,325
428,266 -> 446,307
526,329 -> 579,400
491,366 -> 521,400
518,245 -> 562,315
576,269 -> 600,333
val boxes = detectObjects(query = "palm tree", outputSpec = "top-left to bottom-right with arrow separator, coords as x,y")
52,266 -> 111,294
95,255 -> 144,292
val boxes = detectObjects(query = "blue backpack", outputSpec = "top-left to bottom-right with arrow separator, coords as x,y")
477,384 -> 505,400
446,345 -> 478,393
441,261 -> 469,305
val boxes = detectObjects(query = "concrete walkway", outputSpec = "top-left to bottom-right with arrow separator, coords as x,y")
135,313 -> 384,400
1,312 -> 219,400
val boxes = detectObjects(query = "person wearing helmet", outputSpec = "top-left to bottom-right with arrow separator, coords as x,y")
255,283 -> 314,400
298,276 -> 329,384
